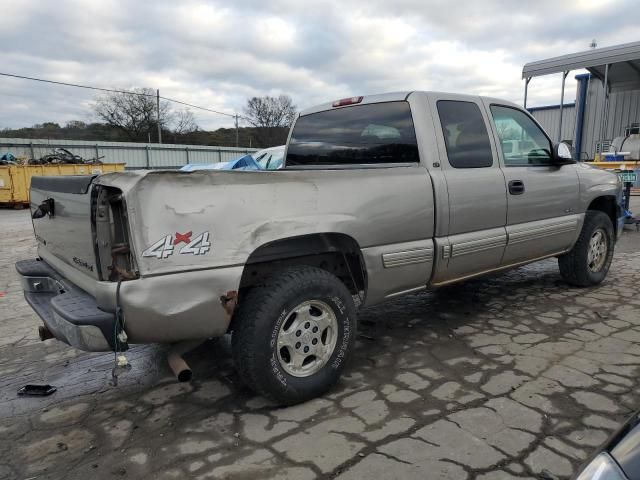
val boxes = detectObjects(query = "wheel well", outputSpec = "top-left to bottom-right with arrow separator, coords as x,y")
587,196 -> 618,233
239,233 -> 367,296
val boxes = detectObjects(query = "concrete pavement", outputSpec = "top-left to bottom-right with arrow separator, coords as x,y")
1,206 -> 639,479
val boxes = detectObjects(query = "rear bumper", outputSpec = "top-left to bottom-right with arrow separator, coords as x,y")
16,258 -> 115,352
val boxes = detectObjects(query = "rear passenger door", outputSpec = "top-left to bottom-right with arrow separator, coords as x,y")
485,103 -> 580,265
428,95 -> 508,284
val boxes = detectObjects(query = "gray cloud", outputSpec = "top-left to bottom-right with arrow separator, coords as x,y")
0,0 -> 636,130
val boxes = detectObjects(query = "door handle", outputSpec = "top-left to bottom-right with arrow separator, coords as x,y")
508,180 -> 525,195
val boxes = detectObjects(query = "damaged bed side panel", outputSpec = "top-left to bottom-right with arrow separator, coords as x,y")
106,167 -> 434,276
96,167 -> 434,343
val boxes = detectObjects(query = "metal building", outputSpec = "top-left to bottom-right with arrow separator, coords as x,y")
523,41 -> 640,160
529,103 -> 576,146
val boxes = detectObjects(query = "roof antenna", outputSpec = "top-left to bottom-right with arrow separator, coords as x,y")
590,39 -> 597,49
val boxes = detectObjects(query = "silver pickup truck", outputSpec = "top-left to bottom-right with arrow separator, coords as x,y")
16,91 -> 622,405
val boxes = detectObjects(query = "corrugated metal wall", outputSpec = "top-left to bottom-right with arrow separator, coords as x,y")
580,79 -> 640,158
0,138 -> 257,169
530,105 -> 577,144
527,79 -> 640,160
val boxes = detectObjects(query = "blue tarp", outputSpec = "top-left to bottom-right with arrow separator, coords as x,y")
179,154 -> 262,172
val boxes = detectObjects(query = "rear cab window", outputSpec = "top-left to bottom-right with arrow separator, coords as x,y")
285,101 -> 419,167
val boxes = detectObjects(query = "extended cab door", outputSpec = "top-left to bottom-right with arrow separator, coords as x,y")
484,102 -> 580,265
427,95 -> 508,284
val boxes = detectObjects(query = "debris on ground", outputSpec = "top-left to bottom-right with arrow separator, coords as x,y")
17,384 -> 57,396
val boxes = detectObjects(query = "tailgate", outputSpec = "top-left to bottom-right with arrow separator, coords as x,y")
30,175 -> 99,280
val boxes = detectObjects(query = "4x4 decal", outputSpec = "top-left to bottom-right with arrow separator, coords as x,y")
142,231 -> 211,259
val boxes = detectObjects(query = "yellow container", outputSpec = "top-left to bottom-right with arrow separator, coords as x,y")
587,160 -> 640,171
0,163 -> 125,205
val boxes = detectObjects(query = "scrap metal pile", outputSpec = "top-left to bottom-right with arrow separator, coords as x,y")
28,148 -> 104,165
0,152 -> 18,165
0,148 -> 104,165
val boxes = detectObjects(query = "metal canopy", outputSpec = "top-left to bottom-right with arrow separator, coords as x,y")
522,41 -> 640,92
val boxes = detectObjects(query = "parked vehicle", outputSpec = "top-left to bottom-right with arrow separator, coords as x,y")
576,411 -> 640,479
16,91 -> 622,405
179,153 -> 261,171
179,146 -> 284,172
253,145 -> 285,170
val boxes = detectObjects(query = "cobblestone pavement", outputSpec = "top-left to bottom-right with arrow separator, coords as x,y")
1,206 -> 640,480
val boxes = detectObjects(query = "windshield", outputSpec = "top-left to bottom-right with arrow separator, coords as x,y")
253,147 -> 285,169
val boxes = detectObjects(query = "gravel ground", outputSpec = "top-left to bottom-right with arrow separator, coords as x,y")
1,201 -> 639,480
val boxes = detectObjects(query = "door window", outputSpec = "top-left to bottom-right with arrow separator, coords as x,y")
490,105 -> 553,166
436,100 -> 493,168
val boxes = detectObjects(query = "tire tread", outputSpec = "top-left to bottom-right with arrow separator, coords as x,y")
231,266 -> 355,404
558,210 -> 613,287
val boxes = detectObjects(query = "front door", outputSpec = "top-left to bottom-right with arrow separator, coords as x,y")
485,102 -> 580,265
428,96 -> 508,284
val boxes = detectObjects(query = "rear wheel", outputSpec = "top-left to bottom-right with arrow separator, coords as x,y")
232,266 -> 357,405
558,210 -> 614,287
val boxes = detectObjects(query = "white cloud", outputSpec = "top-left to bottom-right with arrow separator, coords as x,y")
0,0 -> 637,130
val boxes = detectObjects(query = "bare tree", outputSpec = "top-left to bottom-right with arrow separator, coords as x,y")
244,95 -> 296,146
172,108 -> 199,135
65,120 -> 87,129
244,95 -> 297,128
93,88 -> 171,141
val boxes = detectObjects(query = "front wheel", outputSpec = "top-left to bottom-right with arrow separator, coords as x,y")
232,266 -> 357,405
558,210 -> 615,287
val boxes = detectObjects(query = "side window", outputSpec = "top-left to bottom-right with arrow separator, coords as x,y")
436,100 -> 493,168
490,105 -> 553,166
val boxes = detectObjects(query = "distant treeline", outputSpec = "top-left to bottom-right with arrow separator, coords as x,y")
0,121 -> 289,149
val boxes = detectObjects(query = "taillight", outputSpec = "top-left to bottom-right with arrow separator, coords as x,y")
332,96 -> 363,107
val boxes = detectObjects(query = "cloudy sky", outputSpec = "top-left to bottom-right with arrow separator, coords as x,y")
1,0 -> 638,130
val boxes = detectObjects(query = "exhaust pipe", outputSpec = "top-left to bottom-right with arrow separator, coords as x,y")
167,340 -> 203,382
38,325 -> 54,341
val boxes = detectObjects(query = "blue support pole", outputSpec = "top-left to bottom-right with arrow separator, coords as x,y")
574,74 -> 589,160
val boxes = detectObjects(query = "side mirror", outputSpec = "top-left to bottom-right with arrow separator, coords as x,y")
552,142 -> 575,165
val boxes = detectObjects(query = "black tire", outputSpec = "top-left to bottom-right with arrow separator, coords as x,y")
231,266 -> 357,405
558,210 -> 615,287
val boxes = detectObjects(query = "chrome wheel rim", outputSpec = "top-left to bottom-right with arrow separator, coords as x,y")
276,300 -> 338,378
587,228 -> 608,273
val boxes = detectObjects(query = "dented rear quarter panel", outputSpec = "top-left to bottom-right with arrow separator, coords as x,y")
99,167 -> 435,276
93,164 -> 436,343
96,167 -> 436,336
